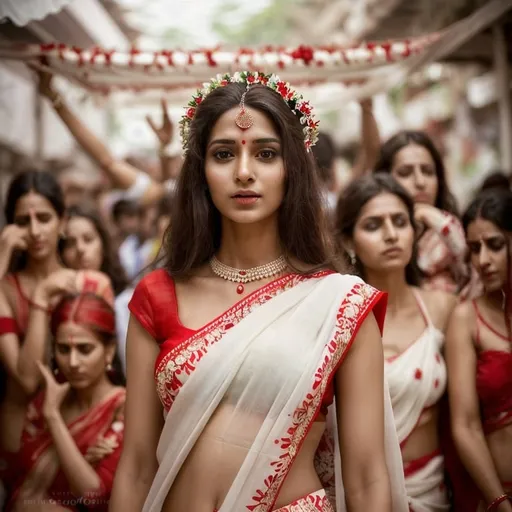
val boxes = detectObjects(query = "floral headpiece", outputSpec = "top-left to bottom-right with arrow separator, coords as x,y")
179,71 -> 319,153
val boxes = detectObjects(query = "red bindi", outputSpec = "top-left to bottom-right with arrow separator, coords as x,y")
242,140 -> 246,145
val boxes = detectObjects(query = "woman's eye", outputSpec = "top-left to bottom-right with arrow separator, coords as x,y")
56,345 -> 70,354
395,167 -> 412,178
37,213 -> 52,223
83,235 -> 95,244
422,166 -> 435,176
487,239 -> 505,252
214,150 -> 233,160
258,149 -> 276,160
393,215 -> 408,227
363,221 -> 379,231
78,345 -> 94,354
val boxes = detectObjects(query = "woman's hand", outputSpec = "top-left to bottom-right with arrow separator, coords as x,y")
146,98 -> 173,147
85,436 -> 119,464
414,203 -> 446,230
37,361 -> 70,419
37,69 -> 55,98
33,268 -> 78,308
0,224 -> 28,252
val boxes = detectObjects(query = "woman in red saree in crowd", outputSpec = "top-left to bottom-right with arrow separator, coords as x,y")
374,131 -> 467,294
445,189 -> 512,512
110,72 -> 408,512
335,174 -> 456,511
61,204 -> 132,373
0,269 -> 126,511
0,170 -> 78,446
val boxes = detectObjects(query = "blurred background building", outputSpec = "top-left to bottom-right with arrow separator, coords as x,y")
0,0 -> 510,209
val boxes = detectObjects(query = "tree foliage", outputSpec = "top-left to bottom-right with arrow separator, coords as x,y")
212,0 -> 297,46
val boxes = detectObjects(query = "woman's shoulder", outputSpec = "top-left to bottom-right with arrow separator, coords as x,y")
417,287 -> 458,328
136,268 -> 175,293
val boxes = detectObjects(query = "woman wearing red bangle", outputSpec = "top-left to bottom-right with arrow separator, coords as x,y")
0,271 -> 125,511
446,189 -> 512,512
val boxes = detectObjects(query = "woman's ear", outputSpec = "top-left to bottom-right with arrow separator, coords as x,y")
59,214 -> 69,239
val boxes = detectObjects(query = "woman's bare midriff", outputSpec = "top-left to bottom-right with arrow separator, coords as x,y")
161,404 -> 326,512
487,420 -> 512,484
401,406 -> 440,463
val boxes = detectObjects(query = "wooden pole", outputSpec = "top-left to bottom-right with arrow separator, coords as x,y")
493,22 -> 512,173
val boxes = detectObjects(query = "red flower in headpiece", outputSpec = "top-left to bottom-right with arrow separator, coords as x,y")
221,79 -> 229,86
195,96 -> 203,105
247,75 -> 255,83
186,107 -> 196,119
276,82 -> 290,98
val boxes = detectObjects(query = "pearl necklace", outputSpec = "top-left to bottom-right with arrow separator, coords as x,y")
210,255 -> 288,294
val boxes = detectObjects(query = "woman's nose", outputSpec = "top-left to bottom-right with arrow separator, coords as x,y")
413,168 -> 426,189
69,350 -> 80,367
234,152 -> 254,182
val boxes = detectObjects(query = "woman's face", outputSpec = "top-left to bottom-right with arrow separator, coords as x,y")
205,106 -> 285,227
54,322 -> 114,390
13,191 -> 62,261
390,143 -> 438,206
351,192 -> 414,274
63,217 -> 104,271
467,217 -> 509,293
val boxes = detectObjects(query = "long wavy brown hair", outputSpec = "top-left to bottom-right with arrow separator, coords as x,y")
161,82 -> 341,277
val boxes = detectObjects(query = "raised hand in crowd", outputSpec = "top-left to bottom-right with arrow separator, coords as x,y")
0,224 -> 28,279
146,98 -> 173,148
31,268 -> 78,310
36,360 -> 71,420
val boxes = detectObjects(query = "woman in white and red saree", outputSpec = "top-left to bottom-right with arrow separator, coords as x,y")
445,190 -> 512,512
336,174 -> 457,511
374,131 -> 467,294
110,72 -> 409,512
0,271 -> 125,512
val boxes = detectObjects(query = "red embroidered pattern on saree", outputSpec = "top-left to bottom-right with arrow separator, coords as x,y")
153,272 -> 334,412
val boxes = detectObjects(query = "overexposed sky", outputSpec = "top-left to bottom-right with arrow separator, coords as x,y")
117,0 -> 272,48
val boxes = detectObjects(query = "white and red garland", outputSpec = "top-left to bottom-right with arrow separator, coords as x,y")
0,0 -> 508,97
0,36 -> 440,94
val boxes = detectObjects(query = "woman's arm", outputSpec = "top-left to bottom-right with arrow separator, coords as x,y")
446,303 -> 512,511
0,225 -> 28,279
109,315 -> 164,512
46,413 -> 103,496
16,269 -> 77,395
335,312 -> 391,512
37,72 -> 165,206
351,99 -> 381,179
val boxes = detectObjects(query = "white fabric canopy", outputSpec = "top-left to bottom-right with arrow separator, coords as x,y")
0,0 -> 75,26
0,0 -> 509,99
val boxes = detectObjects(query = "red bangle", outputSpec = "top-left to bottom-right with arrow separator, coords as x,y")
487,494 -> 510,511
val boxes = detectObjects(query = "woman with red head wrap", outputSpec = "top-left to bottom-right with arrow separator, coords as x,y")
0,269 -> 125,512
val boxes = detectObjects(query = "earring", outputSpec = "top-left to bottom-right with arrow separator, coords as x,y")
348,251 -> 356,266
106,362 -> 113,372
53,367 -> 59,376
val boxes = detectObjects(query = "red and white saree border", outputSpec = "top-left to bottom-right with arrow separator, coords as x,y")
154,271 -> 332,411
246,281 -> 383,511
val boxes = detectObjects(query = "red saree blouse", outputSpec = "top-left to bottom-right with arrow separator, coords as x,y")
128,269 -> 387,418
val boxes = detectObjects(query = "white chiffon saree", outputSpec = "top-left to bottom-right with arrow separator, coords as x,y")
139,272 -> 408,511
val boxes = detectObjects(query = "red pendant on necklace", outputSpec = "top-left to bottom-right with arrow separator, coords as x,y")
236,284 -> 245,294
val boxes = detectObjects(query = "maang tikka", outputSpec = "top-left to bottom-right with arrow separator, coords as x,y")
234,87 -> 254,130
